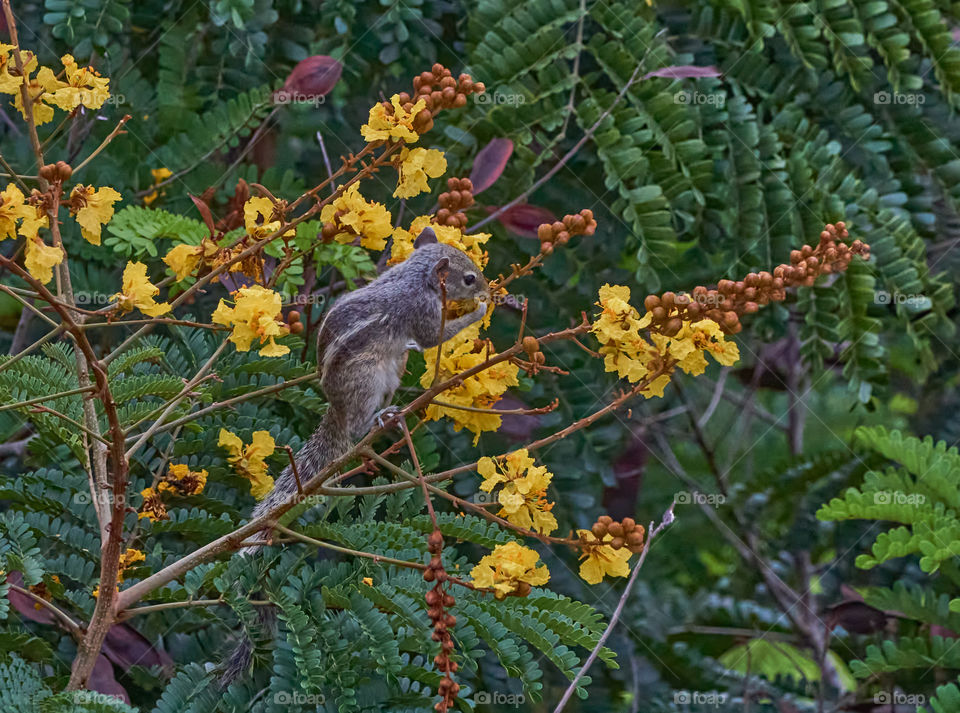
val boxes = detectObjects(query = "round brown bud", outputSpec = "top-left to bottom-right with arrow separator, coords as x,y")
665,318 -> 682,336
651,306 -> 666,321
591,522 -> 606,539
718,279 -> 734,294
661,291 -> 675,309
474,82 -> 486,94
420,71 -> 434,85
551,221 -> 565,234
556,231 -> 570,244
644,295 -> 661,311
626,530 -> 644,547
287,310 -> 301,323
423,568 -> 435,582
442,86 -> 456,102
453,93 -> 467,107
538,224 -> 553,242
522,336 -> 539,353
425,590 -> 441,606
723,311 -> 739,328
440,76 -> 456,89
607,522 -> 624,538
610,536 -> 625,550
541,243 -> 554,255
686,303 -> 701,319
533,352 -> 545,365
790,250 -> 802,264
460,178 -> 473,192
743,302 -> 759,314
289,321 -> 304,335
598,515 -> 613,526
428,531 -> 444,550
621,517 -> 635,532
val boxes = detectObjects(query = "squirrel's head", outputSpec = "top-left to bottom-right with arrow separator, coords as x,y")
413,227 -> 489,303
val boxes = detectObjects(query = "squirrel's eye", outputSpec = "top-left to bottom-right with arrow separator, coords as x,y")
463,273 -> 476,286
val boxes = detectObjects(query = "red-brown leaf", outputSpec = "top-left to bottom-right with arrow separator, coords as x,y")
282,55 -> 342,98
189,194 -> 216,236
469,138 -> 513,195
494,204 -> 557,238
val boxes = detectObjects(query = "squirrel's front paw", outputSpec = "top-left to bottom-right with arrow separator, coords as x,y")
375,405 -> 403,430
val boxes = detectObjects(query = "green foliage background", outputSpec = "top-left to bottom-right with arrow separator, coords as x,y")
1,0 -> 960,710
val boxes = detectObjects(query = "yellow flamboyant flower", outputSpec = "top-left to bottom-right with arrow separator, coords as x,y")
23,236 -> 63,285
13,65 -> 66,125
319,184 -> 393,251
591,284 -> 675,398
361,94 -> 425,143
113,261 -> 171,317
70,184 -> 122,245
142,167 -> 172,206
211,284 -> 290,357
420,323 -> 519,444
159,463 -> 208,496
576,530 -> 633,585
118,548 -> 145,583
0,184 -> 30,240
390,215 -> 489,268
470,541 -> 550,599
19,205 -> 49,240
668,319 -> 740,375
48,54 -> 110,111
218,428 -> 276,500
394,147 -> 446,198
0,44 -> 27,95
478,450 -> 557,535
244,196 -> 293,239
138,487 -> 169,522
163,243 -> 203,281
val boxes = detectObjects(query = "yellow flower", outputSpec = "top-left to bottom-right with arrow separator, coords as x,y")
0,44 -> 27,95
390,215 -> 489,268
244,196 -> 292,239
478,450 -> 557,535
138,487 -> 168,522
0,184 -> 31,240
13,65 -> 66,125
576,530 -> 633,585
319,184 -> 393,251
394,147 -> 446,199
19,204 -> 49,240
70,184 -> 122,245
23,236 -> 63,285
218,428 -> 276,500
420,323 -> 520,444
47,54 -> 110,111
361,94 -> 425,143
113,261 -> 171,317
118,548 -> 145,582
669,319 -> 740,375
211,284 -> 290,357
159,463 -> 208,496
470,541 -> 550,599
142,167 -> 172,206
163,243 -> 203,281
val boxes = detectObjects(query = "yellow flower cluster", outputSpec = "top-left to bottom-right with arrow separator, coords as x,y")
591,284 -> 740,396
394,147 -> 446,199
576,530 -> 633,585
478,449 -> 557,535
142,167 -> 172,206
94,548 -> 145,597
0,184 -> 60,283
320,184 -> 393,251
244,196 -> 293,239
113,261 -> 170,317
0,49 -> 110,125
420,323 -> 519,444
470,541 -> 549,599
361,95 -> 425,143
218,428 -> 276,500
390,215 -> 489,268
212,285 -> 290,357
138,464 -> 208,522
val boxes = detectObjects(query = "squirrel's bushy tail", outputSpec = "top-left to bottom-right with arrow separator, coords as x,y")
219,411 -> 350,687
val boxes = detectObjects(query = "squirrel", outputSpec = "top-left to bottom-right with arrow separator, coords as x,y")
220,226 -> 489,686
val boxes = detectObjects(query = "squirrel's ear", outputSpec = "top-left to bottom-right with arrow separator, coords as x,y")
414,227 -> 438,248
432,256 -> 450,287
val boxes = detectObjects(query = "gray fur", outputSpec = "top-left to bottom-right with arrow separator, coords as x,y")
220,231 -> 488,686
